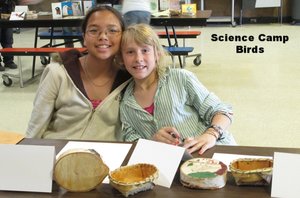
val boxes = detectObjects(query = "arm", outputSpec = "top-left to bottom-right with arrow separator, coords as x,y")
121,120 -> 143,142
181,70 -> 234,154
122,118 -> 183,145
184,113 -> 232,155
120,100 -> 143,141
26,64 -> 60,138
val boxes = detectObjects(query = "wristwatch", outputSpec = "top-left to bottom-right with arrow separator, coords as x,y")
208,124 -> 225,140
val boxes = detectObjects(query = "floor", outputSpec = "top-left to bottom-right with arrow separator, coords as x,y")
0,23 -> 299,148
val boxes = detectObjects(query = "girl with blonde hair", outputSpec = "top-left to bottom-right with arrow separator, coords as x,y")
120,24 -> 236,155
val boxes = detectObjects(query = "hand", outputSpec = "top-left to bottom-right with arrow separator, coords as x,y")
152,127 -> 181,145
182,132 -> 217,155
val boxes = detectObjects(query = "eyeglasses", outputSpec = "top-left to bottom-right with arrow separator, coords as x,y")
86,27 -> 121,38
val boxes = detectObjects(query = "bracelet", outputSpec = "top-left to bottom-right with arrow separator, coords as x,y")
207,124 -> 225,140
205,130 -> 219,140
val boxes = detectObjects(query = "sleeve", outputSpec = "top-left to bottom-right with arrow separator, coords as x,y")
184,70 -> 233,126
25,64 -> 61,138
120,100 -> 142,142
121,121 -> 143,142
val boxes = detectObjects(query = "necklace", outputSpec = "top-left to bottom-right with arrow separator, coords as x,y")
82,56 -> 113,87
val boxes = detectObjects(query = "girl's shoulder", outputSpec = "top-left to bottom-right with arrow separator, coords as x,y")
42,62 -> 65,79
166,68 -> 195,79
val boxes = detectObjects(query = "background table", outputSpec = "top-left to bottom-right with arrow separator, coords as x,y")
0,11 -> 211,77
150,10 -> 212,26
0,17 -> 84,79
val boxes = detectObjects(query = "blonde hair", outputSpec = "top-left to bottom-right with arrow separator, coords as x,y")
121,23 -> 168,76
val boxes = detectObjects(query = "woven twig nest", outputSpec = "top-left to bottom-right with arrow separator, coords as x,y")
229,158 -> 273,186
54,148 -> 109,192
109,163 -> 159,197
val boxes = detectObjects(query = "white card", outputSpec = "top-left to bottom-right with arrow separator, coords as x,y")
127,139 -> 185,188
72,1 -> 83,16
271,152 -> 300,198
51,3 -> 62,19
14,5 -> 29,13
0,144 -> 55,193
83,1 -> 93,15
9,12 -> 26,20
255,0 -> 281,8
150,0 -> 158,13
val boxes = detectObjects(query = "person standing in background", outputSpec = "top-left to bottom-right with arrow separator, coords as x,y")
0,0 -> 18,71
121,0 -> 151,28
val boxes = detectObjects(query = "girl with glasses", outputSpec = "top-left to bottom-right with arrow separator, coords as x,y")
26,6 -> 131,141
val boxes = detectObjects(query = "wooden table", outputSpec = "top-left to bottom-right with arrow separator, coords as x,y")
0,10 -> 212,29
150,10 -> 212,26
0,138 -> 299,198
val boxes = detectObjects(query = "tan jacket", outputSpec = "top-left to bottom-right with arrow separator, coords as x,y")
26,49 -> 131,141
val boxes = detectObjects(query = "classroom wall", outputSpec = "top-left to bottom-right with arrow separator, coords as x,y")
195,0 -> 291,18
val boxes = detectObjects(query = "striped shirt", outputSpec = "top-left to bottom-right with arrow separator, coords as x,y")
120,68 -> 236,145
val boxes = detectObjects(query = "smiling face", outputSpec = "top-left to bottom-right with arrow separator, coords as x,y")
122,39 -> 158,80
83,10 -> 122,61
121,24 -> 168,81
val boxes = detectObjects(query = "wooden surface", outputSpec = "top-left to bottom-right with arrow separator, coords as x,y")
150,10 -> 212,26
0,138 -> 299,197
0,130 -> 24,144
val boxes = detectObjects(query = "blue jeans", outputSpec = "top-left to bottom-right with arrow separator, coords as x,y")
123,11 -> 151,27
0,28 -> 14,64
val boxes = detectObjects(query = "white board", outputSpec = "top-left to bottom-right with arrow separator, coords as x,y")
0,145 -> 55,193
255,0 -> 281,8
